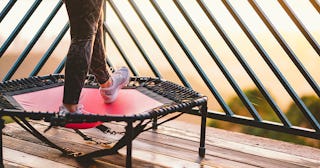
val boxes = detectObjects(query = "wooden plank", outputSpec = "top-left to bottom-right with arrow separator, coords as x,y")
3,120 -> 320,168
2,123 -> 171,168
78,122 -> 318,168
3,147 -> 74,168
165,120 -> 320,161
160,121 -> 320,167
2,136 -> 122,168
26,122 -> 253,167
4,160 -> 30,168
3,121 -> 242,168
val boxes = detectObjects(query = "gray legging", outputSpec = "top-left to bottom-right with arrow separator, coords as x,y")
63,0 -> 109,104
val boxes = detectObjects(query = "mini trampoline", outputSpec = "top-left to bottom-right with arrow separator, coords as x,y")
0,74 -> 207,167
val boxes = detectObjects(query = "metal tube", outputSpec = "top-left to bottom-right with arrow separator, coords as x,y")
278,0 -> 320,56
0,117 -> 4,167
54,57 -> 66,74
129,0 -> 191,88
150,0 -> 234,116
104,24 -> 139,76
197,0 -> 291,127
108,0 -> 162,78
0,0 -> 42,57
175,0 -> 262,121
199,104 -> 207,157
30,23 -> 69,77
0,0 -> 17,23
249,0 -> 320,97
126,121 -> 133,168
222,0 -> 320,131
207,110 -> 320,140
3,1 -> 64,81
310,0 -> 320,14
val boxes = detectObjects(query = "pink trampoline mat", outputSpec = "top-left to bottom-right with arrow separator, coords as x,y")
12,86 -> 163,129
13,86 -> 163,116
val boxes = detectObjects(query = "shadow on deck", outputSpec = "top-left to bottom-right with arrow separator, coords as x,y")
2,119 -> 320,168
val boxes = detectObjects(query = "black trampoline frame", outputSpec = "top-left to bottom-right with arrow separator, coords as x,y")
0,74 -> 207,168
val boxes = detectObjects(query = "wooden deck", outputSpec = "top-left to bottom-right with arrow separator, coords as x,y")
2,117 -> 320,168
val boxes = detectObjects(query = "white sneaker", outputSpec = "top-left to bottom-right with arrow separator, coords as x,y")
99,67 -> 130,103
58,104 -> 87,117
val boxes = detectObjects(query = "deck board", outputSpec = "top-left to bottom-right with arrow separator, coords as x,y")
2,120 -> 320,168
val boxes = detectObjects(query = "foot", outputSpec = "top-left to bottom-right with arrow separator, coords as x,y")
99,66 -> 130,103
58,104 -> 87,117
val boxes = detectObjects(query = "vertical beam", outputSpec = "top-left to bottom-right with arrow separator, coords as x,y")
199,104 -> 207,157
0,117 -> 4,167
126,121 -> 133,168
152,116 -> 157,130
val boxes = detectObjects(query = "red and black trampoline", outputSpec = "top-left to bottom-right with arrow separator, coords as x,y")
0,74 -> 207,167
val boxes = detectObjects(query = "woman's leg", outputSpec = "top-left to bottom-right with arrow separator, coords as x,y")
63,0 -> 104,112
89,8 -> 110,85
89,9 -> 130,104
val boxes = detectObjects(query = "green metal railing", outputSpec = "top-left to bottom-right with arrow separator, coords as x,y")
0,0 -> 319,140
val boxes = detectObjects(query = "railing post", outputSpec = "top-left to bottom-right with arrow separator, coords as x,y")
126,120 -> 133,168
152,116 -> 158,130
199,103 -> 207,157
0,117 -> 5,168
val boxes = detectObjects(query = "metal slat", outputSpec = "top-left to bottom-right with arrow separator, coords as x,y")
249,0 -> 320,97
150,0 -> 234,116
129,0 -> 191,88
0,0 -> 42,57
1,0 -> 319,139
310,0 -> 320,14
30,23 -> 69,77
108,0 -> 162,78
278,0 -> 320,56
174,0 -> 262,121
222,0 -> 320,131
3,1 -> 64,81
197,0 -> 291,127
206,110 -> 320,140
54,57 -> 66,74
104,24 -> 139,76
0,0 -> 17,23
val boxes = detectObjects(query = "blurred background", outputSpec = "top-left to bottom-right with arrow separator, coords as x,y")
1,0 -> 319,147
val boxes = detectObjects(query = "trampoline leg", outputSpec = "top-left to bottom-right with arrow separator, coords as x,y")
126,121 -> 133,168
199,104 -> 207,157
0,117 -> 4,167
152,116 -> 158,130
